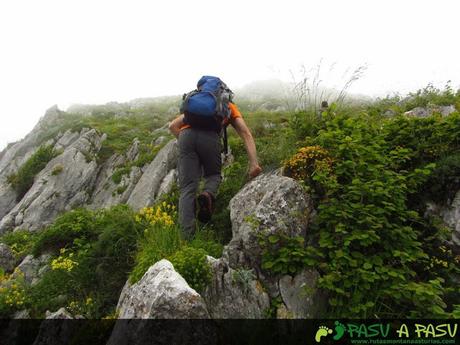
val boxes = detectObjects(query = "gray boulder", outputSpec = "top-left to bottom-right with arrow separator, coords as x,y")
13,254 -> 51,285
404,104 -> 457,118
225,173 -> 313,270
44,307 -> 74,319
277,269 -> 326,318
13,309 -> 30,319
0,144 -> 45,220
125,138 -> 140,162
0,182 -> 17,220
0,128 -> 105,233
127,140 -> 178,210
404,107 -> 431,118
32,308 -> 77,345
108,260 -> 214,345
220,172 -> 325,318
439,105 -> 457,116
0,243 -> 16,273
115,259 -> 209,319
157,168 -> 177,197
203,256 -> 270,318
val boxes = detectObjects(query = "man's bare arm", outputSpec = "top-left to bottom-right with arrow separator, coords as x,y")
168,114 -> 185,138
231,117 -> 262,178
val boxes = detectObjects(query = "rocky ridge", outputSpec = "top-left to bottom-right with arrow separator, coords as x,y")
0,107 -> 177,235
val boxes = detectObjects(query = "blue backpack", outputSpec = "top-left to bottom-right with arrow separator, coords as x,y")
180,76 -> 234,132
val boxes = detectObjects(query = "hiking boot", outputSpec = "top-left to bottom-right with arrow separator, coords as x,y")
196,191 -> 214,223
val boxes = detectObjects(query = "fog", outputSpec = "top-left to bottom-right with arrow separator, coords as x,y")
1,0 -> 459,150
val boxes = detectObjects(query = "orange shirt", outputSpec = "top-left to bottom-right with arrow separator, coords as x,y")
180,102 -> 242,131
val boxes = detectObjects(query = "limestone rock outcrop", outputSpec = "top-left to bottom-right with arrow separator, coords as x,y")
0,128 -> 105,233
225,173 -> 313,270
127,139 -> 178,210
404,105 -> 456,118
115,259 -> 209,319
202,256 -> 270,318
0,243 -> 16,273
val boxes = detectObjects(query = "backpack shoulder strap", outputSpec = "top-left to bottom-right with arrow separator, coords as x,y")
222,122 -> 229,155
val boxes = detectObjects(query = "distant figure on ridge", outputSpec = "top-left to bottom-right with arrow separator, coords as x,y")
318,100 -> 329,117
169,76 -> 262,239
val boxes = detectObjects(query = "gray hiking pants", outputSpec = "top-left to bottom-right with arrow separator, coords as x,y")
178,128 -> 222,239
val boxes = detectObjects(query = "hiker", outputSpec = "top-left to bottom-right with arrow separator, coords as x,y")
169,76 -> 262,239
318,100 -> 329,117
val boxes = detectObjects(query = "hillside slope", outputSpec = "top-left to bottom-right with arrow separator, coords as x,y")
0,86 -> 459,324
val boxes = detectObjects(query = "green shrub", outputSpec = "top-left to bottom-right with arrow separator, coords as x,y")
115,185 -> 128,195
51,164 -> 64,176
28,205 -> 143,318
0,230 -> 38,260
421,153 -> 460,204
189,228 -> 223,259
79,205 -> 143,311
32,208 -> 96,256
129,204 -> 222,287
403,83 -> 459,110
169,246 -> 211,292
0,269 -> 28,318
278,111 -> 457,318
111,167 -> 132,184
383,113 -> 460,169
260,235 -> 319,275
7,145 -> 57,200
110,143 -> 165,185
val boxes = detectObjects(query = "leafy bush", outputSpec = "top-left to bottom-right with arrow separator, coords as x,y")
383,113 -> 460,169
111,166 -> 132,184
260,235 -> 318,275
169,246 -> 211,292
28,205 -> 143,318
0,230 -> 38,260
0,268 -> 28,318
189,228 -> 223,259
403,82 -> 459,110
419,153 -> 460,204
7,145 -> 57,200
279,111 -> 458,318
32,208 -> 97,256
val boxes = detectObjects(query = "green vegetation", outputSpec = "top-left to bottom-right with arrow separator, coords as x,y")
26,205 -> 143,317
111,166 -> 132,184
0,199 -> 221,317
170,246 -> 211,292
2,84 -> 460,319
31,103 -> 174,169
277,101 -> 460,317
0,230 -> 38,260
366,82 -> 460,116
7,145 -> 57,200
110,142 -> 165,185
0,268 -> 27,317
51,164 -> 64,176
129,202 -> 222,290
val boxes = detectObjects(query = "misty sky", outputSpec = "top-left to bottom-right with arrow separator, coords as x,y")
1,0 -> 459,150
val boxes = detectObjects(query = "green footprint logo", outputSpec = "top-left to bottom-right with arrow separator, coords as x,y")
333,321 -> 346,341
315,325 -> 333,343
